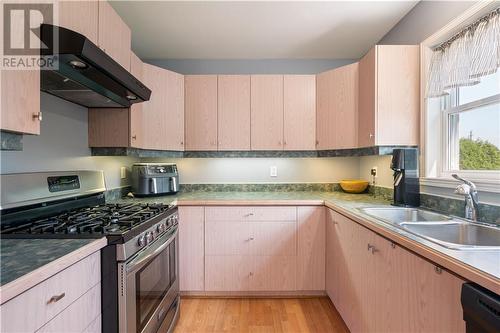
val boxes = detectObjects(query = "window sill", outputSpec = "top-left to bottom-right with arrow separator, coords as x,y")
421,177 -> 500,194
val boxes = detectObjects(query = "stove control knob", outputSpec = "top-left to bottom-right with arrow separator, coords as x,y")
146,231 -> 154,244
157,223 -> 165,234
137,234 -> 146,247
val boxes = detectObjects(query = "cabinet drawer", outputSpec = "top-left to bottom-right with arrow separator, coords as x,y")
36,283 -> 101,333
205,206 -> 296,222
1,252 -> 101,333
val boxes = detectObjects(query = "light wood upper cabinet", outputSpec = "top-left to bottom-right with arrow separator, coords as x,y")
358,45 -> 420,147
217,75 -> 251,150
98,1 -> 131,70
58,1 -> 98,44
250,75 -> 284,150
283,75 -> 316,150
142,64 -> 185,150
316,63 -> 358,149
0,69 -> 40,135
184,75 -> 218,151
129,52 -> 144,148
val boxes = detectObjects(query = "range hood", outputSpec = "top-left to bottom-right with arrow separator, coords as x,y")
40,24 -> 151,108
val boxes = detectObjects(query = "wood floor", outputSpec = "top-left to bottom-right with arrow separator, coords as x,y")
173,297 -> 349,333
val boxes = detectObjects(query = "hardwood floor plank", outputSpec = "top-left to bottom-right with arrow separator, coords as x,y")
173,297 -> 349,333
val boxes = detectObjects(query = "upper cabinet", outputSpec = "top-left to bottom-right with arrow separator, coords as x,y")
88,57 -> 185,150
217,75 -> 251,151
184,75 -> 218,151
58,1 -> 99,45
283,75 -> 316,151
129,52 -> 144,148
0,69 -> 41,135
358,45 -> 420,147
250,75 -> 284,150
316,63 -> 358,150
98,1 -> 131,70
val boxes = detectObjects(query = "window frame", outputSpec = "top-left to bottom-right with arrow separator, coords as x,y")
420,0 -> 500,194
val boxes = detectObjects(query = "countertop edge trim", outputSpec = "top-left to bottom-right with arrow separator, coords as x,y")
0,237 -> 107,304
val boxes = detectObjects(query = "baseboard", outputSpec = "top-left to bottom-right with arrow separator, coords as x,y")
180,290 -> 327,298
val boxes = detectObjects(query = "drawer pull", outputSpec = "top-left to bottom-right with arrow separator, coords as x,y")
47,292 -> 65,304
243,213 -> 254,217
247,237 -> 254,241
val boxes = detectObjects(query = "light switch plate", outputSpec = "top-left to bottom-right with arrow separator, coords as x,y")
270,166 -> 278,177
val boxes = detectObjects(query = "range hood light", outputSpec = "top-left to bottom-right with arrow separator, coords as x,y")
126,94 -> 137,100
68,60 -> 88,69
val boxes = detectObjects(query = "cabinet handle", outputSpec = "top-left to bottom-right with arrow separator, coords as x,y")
131,135 -> 137,140
243,213 -> 254,217
434,266 -> 442,274
367,244 -> 378,254
283,141 -> 287,145
247,237 -> 254,241
278,140 -> 282,145
369,133 -> 374,138
390,242 -> 396,249
32,112 -> 42,121
47,292 -> 65,304
316,140 -> 319,146
180,141 -> 184,145
249,272 -> 254,276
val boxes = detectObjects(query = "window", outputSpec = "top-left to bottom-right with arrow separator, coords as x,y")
439,71 -> 500,173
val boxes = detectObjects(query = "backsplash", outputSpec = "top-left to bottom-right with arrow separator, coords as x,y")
420,193 -> 500,225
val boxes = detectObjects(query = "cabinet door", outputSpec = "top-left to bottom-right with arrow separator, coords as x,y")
98,1 -> 131,70
358,46 -> 376,147
248,221 -> 296,257
297,206 -> 325,290
250,75 -> 284,150
217,75 -> 251,150
283,75 -> 316,150
141,63 -> 168,150
165,70 -> 185,150
129,52 -> 144,148
205,221 -> 250,256
58,1 -> 98,44
250,255 -> 296,291
178,207 -> 205,291
376,45 -> 420,146
315,69 -> 336,149
184,75 -> 218,151
0,69 -> 40,134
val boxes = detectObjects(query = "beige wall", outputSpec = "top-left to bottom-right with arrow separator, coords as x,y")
142,157 -> 360,184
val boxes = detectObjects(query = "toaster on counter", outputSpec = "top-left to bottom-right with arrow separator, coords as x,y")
131,163 -> 179,196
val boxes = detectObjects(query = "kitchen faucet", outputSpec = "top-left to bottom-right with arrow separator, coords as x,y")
452,174 -> 479,221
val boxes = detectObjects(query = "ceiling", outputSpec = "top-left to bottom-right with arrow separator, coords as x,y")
110,1 -> 418,60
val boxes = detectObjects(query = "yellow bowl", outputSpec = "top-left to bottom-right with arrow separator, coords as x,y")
339,180 -> 369,193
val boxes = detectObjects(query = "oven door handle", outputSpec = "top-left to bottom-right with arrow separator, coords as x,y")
126,226 -> 178,274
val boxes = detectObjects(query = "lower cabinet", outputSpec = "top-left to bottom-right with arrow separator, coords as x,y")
326,208 -> 466,333
0,252 -> 101,333
179,206 -> 325,293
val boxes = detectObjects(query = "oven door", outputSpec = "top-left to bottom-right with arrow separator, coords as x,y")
119,225 -> 179,333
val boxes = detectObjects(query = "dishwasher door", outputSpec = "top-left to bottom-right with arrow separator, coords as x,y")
461,283 -> 500,333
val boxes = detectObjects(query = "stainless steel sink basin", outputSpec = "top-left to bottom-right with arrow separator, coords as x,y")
358,207 -> 500,250
400,222 -> 500,250
359,207 -> 451,225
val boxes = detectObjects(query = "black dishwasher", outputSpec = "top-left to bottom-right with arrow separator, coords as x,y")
461,283 -> 500,333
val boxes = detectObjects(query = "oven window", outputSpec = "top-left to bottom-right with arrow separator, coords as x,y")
136,242 -> 172,332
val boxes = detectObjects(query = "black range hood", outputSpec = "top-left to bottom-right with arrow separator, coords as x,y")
40,24 -> 151,108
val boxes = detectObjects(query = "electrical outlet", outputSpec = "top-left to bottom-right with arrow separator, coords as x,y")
120,167 -> 127,179
270,166 -> 278,177
371,167 -> 378,177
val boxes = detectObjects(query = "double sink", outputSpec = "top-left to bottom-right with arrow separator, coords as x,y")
359,207 -> 500,250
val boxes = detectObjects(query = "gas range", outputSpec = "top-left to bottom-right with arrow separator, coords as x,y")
0,171 -> 181,333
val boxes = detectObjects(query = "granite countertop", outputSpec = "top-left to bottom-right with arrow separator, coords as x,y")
114,190 -> 500,293
0,238 -> 107,303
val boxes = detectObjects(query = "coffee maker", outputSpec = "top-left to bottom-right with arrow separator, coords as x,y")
391,148 -> 420,207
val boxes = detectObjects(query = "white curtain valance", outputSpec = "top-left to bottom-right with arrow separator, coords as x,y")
426,7 -> 500,98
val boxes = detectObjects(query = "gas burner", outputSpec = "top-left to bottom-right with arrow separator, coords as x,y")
1,202 -> 172,237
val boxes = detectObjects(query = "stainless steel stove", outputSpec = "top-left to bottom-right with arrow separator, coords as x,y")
0,171 -> 180,333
